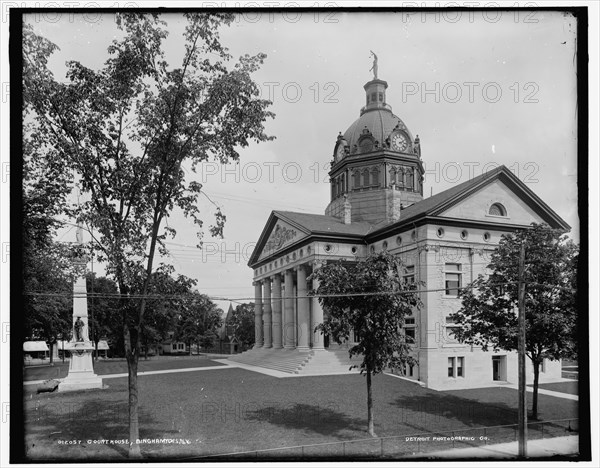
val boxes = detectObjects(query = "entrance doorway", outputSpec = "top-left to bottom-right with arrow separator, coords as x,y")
492,356 -> 507,381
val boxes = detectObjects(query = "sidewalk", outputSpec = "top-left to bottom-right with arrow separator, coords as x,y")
23,363 -> 232,386
410,435 -> 579,459
503,382 -> 578,401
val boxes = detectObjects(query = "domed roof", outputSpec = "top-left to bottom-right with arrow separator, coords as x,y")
343,108 -> 414,150
336,78 -> 415,156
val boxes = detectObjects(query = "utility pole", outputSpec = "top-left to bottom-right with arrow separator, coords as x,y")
518,242 -> 527,457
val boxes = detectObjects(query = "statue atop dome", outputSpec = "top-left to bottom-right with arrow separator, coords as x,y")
369,50 -> 378,80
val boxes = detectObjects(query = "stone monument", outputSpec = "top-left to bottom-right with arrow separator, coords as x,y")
60,224 -> 103,392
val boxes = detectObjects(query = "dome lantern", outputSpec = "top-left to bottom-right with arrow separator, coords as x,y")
362,79 -> 390,114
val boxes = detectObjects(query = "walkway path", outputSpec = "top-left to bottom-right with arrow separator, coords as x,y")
23,364 -> 232,386
502,382 -> 578,401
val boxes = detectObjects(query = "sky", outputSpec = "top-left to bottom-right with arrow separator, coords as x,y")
17,8 -> 584,312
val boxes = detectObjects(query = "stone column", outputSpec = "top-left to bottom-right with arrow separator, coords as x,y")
296,265 -> 310,351
272,274 -> 283,349
293,284 -> 298,346
253,281 -> 263,348
284,269 -> 296,349
262,278 -> 272,348
311,262 -> 325,350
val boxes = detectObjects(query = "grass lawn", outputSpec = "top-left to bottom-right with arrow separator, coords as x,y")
528,381 -> 579,395
22,368 -> 578,461
24,355 -> 223,381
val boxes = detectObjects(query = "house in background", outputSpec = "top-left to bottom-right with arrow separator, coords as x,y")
23,341 -> 49,365
158,332 -> 188,355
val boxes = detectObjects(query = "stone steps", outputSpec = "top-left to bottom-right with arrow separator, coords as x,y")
228,346 -> 361,375
298,348 -> 360,374
228,348 -> 313,374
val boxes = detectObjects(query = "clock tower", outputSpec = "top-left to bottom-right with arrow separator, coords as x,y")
325,75 -> 424,224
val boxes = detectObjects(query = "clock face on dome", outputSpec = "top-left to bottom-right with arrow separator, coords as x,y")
336,144 -> 346,161
391,132 -> 409,152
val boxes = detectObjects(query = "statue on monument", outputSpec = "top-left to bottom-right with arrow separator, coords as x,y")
369,50 -> 378,80
74,317 -> 84,342
72,222 -> 90,262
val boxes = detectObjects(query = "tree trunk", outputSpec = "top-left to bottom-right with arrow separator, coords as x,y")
49,340 -> 54,364
124,323 -> 142,458
532,360 -> 540,420
366,367 -> 376,437
94,338 -> 99,362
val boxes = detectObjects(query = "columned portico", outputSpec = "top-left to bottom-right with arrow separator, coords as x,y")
272,274 -> 283,349
262,279 -> 272,348
253,261 -> 324,352
253,282 -> 263,348
283,269 -> 296,349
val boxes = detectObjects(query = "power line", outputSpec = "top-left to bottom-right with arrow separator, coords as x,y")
23,282 -> 520,302
22,280 -> 574,304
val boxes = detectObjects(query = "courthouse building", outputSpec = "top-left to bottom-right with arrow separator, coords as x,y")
229,73 -> 570,390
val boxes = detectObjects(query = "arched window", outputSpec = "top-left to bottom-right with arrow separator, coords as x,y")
371,166 -> 380,187
363,168 -> 370,186
405,169 -> 414,190
389,168 -> 397,186
397,168 -> 405,188
489,203 -> 507,216
353,170 -> 361,189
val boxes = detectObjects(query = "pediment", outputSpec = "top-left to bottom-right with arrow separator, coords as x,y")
438,179 -> 551,225
256,218 -> 309,262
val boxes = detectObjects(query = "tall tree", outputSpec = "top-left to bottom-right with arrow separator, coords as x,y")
22,22 -> 75,363
86,273 -> 120,359
229,303 -> 256,350
312,252 -> 421,437
450,223 -> 578,420
174,292 -> 223,355
24,13 -> 274,457
23,241 -> 73,363
140,268 -> 195,358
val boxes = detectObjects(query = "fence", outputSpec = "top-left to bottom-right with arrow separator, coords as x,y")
193,418 -> 578,460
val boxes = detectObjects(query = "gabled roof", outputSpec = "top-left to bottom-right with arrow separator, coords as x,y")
274,211 -> 375,236
368,165 -> 570,239
248,210 -> 374,267
249,165 -> 570,267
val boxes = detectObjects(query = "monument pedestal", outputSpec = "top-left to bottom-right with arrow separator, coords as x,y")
60,226 -> 104,392
60,341 -> 103,392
